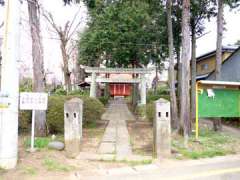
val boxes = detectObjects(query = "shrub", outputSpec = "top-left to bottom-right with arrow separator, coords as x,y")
19,110 -> 31,132
53,87 -> 67,95
46,96 -> 66,134
98,96 -> 109,106
135,105 -> 146,119
81,96 -> 105,126
147,86 -> 170,103
46,95 -> 105,134
146,102 -> 155,122
19,78 -> 32,92
19,95 -> 105,134
68,89 -> 90,96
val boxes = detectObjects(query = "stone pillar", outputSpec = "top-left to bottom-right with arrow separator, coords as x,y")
64,98 -> 83,158
153,98 -> 171,158
90,72 -> 96,98
140,74 -> 146,105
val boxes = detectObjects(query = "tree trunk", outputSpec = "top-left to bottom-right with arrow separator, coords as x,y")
177,50 -> 181,114
167,0 -> 178,130
191,27 -> 196,124
60,41 -> 71,93
214,0 -> 224,131
72,56 -> 81,90
215,0 -> 223,81
28,0 -> 46,136
179,0 -> 191,145
153,64 -> 158,95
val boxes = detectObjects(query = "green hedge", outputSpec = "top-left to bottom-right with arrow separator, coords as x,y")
146,86 -> 170,103
19,95 -> 105,134
135,105 -> 146,119
98,96 -> 109,106
145,86 -> 169,122
19,110 -> 31,133
146,102 -> 155,122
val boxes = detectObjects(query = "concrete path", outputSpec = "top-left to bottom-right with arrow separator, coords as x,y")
99,98 -> 134,158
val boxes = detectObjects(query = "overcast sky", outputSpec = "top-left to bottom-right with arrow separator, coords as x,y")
0,3 -> 240,81
197,6 -> 240,56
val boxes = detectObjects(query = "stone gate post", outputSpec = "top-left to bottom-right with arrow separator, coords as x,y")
90,72 -> 97,98
64,98 -> 83,158
140,74 -> 146,105
153,98 -> 171,158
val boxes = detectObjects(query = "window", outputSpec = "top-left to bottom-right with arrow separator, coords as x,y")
201,63 -> 209,71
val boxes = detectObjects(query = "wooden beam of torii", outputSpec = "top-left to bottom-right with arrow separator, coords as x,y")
84,67 -> 154,74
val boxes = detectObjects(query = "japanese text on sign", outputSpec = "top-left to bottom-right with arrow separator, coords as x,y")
20,92 -> 48,110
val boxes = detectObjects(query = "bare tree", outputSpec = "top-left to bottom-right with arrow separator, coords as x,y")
179,0 -> 191,145
69,41 -> 83,90
0,22 -> 3,29
42,9 -> 83,93
214,0 -> 224,131
215,0 -> 223,81
190,25 -> 196,125
167,0 -> 179,130
27,0 -> 46,136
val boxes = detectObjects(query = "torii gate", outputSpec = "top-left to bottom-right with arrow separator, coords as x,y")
85,67 -> 154,105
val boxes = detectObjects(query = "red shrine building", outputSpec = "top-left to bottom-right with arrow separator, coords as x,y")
108,74 -> 132,96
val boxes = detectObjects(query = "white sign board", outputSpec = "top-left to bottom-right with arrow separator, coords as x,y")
20,92 -> 48,110
0,92 -> 10,109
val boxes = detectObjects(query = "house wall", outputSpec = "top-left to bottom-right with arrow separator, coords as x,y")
196,52 -> 232,76
174,52 -> 232,81
208,49 -> 240,81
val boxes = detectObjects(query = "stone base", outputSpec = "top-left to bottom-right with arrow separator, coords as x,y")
65,139 -> 81,158
0,157 -> 17,169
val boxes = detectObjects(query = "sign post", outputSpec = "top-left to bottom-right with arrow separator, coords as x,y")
31,110 -> 36,151
20,92 -> 48,152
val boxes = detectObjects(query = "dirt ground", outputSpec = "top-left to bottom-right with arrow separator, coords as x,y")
127,121 -> 153,156
2,119 -> 240,179
0,121 -> 127,180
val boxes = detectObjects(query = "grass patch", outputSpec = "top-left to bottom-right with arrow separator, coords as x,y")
123,159 -> 152,166
99,157 -> 152,167
22,166 -> 37,175
84,121 -> 97,129
0,167 -> 6,174
87,130 -> 104,138
24,136 -> 64,149
42,157 -> 74,172
24,137 -> 51,149
172,127 -> 240,159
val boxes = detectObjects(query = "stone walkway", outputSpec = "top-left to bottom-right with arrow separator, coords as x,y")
99,98 -> 135,159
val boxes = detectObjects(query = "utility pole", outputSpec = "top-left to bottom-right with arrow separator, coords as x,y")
0,0 -> 21,169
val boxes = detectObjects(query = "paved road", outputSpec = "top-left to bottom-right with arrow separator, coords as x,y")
83,155 -> 240,180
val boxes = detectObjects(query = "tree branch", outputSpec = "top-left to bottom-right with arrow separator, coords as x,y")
67,17 -> 83,40
42,9 -> 61,34
66,6 -> 82,37
0,22 -> 4,29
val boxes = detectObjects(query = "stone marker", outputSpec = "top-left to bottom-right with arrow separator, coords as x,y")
153,98 -> 171,158
48,141 -> 65,151
64,98 -> 83,158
